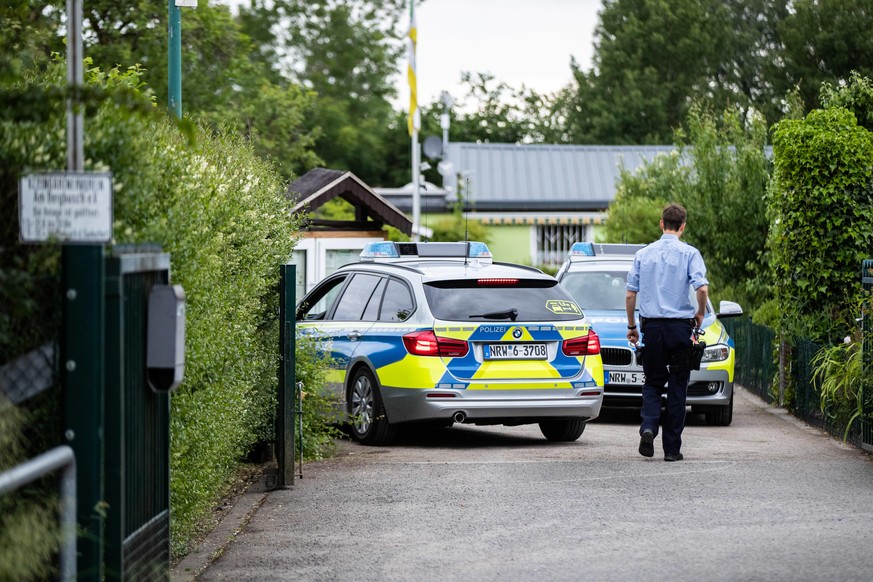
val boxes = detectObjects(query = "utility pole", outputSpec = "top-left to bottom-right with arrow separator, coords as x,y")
64,1 -> 106,578
407,0 -> 421,241
168,1 -> 182,118
168,1 -> 196,117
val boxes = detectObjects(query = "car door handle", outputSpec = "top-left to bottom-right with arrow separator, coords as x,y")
347,331 -> 361,341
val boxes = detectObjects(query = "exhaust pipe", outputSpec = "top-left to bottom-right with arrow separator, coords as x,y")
452,411 -> 467,424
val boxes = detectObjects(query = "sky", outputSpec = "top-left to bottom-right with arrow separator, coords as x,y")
221,0 -> 603,108
407,0 -> 602,108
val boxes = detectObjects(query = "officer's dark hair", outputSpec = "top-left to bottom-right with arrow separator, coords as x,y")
662,203 -> 687,231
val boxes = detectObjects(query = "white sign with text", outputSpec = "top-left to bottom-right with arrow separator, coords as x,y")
19,172 -> 113,243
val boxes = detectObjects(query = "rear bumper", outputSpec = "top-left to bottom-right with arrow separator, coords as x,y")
381,386 -> 603,424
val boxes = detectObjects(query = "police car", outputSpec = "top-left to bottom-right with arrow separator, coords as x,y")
296,241 -> 604,445
555,243 -> 743,425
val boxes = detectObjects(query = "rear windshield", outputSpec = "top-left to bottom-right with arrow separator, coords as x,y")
560,271 -> 629,310
423,279 -> 584,322
561,270 -> 709,312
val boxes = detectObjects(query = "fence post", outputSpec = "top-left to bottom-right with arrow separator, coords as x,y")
862,260 -> 873,451
278,265 -> 297,486
62,244 -> 105,581
778,335 -> 788,408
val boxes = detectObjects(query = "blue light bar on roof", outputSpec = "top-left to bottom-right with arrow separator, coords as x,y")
568,242 -> 646,261
359,241 -> 493,261
468,242 -> 492,258
360,241 -> 400,259
569,242 -> 595,256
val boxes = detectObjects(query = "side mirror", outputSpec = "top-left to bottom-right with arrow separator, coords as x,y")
716,300 -> 743,319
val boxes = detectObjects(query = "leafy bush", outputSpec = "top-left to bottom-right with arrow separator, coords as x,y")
605,105 -> 772,311
812,339 -> 864,441
768,107 -> 873,343
295,334 -> 341,460
1,59 -> 336,559
0,397 -> 60,581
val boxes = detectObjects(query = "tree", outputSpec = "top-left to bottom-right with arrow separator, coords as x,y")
604,104 -> 771,310
778,0 -> 873,116
602,152 -> 685,243
677,105 -> 771,308
67,1 -> 320,181
239,0 -> 407,185
558,0 -> 729,144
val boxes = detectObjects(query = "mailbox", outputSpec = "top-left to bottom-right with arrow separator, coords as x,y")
147,284 -> 186,392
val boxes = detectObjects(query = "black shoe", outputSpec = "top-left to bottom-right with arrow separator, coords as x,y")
664,452 -> 684,462
638,430 -> 654,458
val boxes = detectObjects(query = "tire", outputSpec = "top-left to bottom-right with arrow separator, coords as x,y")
704,391 -> 734,426
348,367 -> 397,445
539,418 -> 587,442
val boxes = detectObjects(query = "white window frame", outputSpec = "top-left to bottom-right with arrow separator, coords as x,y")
293,236 -> 384,295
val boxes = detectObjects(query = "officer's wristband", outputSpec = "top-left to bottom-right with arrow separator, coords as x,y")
627,325 -> 637,330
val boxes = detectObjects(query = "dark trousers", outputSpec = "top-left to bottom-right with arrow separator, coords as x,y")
639,318 -> 693,455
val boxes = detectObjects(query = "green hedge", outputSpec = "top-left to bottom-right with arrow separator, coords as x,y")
768,106 -> 873,343
1,61 -> 309,559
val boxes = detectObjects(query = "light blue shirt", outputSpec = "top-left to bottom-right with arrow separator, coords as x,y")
626,234 -> 708,319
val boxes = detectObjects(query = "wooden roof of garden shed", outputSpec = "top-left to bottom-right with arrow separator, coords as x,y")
287,168 -> 413,236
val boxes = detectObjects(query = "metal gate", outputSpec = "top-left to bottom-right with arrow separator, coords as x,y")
103,248 -> 171,579
862,260 -> 873,452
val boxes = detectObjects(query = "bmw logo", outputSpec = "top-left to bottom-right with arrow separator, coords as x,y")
512,327 -> 523,339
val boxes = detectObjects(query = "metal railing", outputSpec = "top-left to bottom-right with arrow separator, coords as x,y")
0,445 -> 76,581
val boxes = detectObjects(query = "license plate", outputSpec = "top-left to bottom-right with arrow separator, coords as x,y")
607,371 -> 645,385
484,343 -> 547,360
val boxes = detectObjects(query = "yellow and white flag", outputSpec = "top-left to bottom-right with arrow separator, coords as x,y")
407,0 -> 420,136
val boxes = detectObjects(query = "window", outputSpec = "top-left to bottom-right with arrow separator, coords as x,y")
379,279 -> 415,322
325,249 -> 362,277
361,278 -> 387,321
291,250 -> 307,301
561,271 -> 629,311
423,280 -> 582,321
536,224 -> 590,267
297,275 -> 348,321
332,274 -> 383,320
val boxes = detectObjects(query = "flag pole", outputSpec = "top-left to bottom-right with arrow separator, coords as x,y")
408,0 -> 421,241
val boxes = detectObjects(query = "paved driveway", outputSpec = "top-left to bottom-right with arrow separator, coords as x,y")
197,389 -> 873,581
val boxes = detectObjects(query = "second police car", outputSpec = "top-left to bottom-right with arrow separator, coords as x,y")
296,241 -> 604,445
556,243 -> 743,425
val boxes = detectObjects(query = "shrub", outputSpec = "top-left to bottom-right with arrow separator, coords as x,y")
768,107 -> 873,343
1,59 -> 335,559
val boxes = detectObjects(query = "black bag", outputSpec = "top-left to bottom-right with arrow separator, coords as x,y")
690,340 -> 706,371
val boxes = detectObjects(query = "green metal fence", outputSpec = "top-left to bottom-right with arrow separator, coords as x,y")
277,264 -> 297,488
103,248 -> 171,580
722,316 -> 777,404
862,259 -> 873,451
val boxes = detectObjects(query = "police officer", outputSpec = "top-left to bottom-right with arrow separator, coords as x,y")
625,203 -> 708,461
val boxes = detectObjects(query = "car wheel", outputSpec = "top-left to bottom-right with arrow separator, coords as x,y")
539,418 -> 587,441
348,367 -> 396,446
704,391 -> 734,426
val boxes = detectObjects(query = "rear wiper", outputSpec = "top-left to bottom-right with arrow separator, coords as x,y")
469,308 -> 518,321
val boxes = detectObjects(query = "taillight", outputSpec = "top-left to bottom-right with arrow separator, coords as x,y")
403,330 -> 469,358
562,330 -> 601,356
